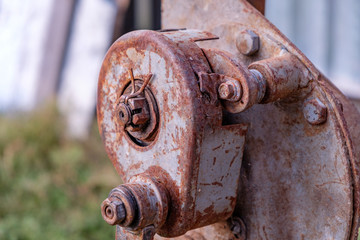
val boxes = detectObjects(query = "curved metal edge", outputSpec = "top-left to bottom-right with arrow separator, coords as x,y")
318,76 -> 360,240
97,30 -> 202,235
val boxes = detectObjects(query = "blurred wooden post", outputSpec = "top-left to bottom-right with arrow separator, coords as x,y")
112,0 -> 131,43
57,0 -> 120,139
36,0 -> 76,105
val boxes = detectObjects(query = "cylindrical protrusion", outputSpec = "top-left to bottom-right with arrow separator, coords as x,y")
249,69 -> 266,103
218,77 -> 242,101
101,175 -> 169,232
249,53 -> 307,103
236,29 -> 260,56
101,186 -> 137,227
117,103 -> 132,126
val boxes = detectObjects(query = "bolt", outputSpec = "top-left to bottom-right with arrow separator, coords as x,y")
236,29 -> 260,56
218,78 -> 242,101
101,179 -> 168,234
128,98 -> 150,125
101,199 -> 126,225
303,98 -> 328,125
117,103 -> 132,126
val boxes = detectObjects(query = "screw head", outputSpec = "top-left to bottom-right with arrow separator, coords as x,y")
236,29 -> 260,56
303,98 -> 328,125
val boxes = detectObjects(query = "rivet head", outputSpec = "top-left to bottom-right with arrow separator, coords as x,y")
303,98 -> 328,125
236,29 -> 260,56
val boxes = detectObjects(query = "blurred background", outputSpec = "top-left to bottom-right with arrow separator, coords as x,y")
0,0 -> 359,239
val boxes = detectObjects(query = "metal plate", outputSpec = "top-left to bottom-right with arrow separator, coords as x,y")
162,0 -> 360,239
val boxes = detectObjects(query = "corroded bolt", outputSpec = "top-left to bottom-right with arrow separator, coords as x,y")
101,199 -> 126,225
236,29 -> 260,56
218,79 -> 242,101
128,98 -> 150,125
117,103 -> 132,126
303,98 -> 328,125
132,114 -> 149,125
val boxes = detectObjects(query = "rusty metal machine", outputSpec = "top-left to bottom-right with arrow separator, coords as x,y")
97,0 -> 360,239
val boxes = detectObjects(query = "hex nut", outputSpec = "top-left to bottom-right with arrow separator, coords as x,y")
101,199 -> 126,225
219,82 -> 235,100
132,113 -> 150,125
303,98 -> 328,125
236,29 -> 260,56
218,77 -> 242,102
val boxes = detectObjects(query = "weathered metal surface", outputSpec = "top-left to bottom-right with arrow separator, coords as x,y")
228,87 -> 353,239
161,0 -> 360,239
156,221 -> 238,240
97,29 -> 248,238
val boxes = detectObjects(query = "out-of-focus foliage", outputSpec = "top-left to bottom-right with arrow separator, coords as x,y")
0,104 -> 119,240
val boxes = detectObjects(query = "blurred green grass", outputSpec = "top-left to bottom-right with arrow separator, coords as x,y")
0,105 -> 119,240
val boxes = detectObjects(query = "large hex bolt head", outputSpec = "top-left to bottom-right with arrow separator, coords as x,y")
236,29 -> 260,56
